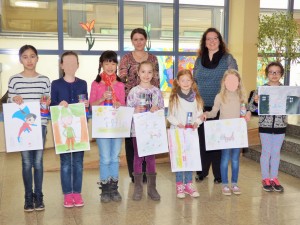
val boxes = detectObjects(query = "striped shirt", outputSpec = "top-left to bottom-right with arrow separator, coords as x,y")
8,73 -> 51,125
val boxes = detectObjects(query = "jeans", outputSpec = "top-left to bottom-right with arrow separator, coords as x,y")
220,148 -> 240,185
60,151 -> 84,194
96,138 -> 122,182
260,133 -> 285,179
21,125 -> 47,196
132,137 -> 156,174
175,171 -> 193,184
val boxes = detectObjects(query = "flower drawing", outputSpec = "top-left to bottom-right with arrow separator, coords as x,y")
79,20 -> 95,51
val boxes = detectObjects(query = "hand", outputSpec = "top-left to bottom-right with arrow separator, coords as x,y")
113,101 -> 121,108
244,111 -> 252,122
254,95 -> 259,103
46,98 -> 51,106
13,95 -> 23,105
103,91 -> 112,100
84,99 -> 89,108
150,105 -> 159,113
200,113 -> 207,121
59,100 -> 68,107
193,122 -> 198,130
177,123 -> 185,129
134,105 -> 145,113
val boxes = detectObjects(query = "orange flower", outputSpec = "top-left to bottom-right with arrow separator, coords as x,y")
79,20 -> 95,33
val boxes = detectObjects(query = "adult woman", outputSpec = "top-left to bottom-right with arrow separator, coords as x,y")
119,28 -> 160,182
193,27 -> 238,183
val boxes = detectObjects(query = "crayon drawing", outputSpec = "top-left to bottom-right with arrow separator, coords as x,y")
133,109 -> 168,157
3,102 -> 43,152
92,106 -> 134,138
50,103 -> 90,154
167,128 -> 202,172
204,118 -> 248,151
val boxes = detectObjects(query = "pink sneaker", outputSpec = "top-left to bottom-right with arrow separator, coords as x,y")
64,194 -> 74,208
73,193 -> 84,207
176,182 -> 185,199
184,182 -> 200,197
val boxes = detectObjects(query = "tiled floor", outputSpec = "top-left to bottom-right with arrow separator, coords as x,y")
1,142 -> 300,225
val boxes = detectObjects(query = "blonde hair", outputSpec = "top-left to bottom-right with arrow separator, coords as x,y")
169,69 -> 204,114
219,69 -> 247,103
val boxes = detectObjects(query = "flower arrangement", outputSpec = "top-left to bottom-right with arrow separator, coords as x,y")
79,20 -> 95,51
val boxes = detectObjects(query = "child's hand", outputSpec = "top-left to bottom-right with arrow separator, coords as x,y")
177,123 -> 185,129
193,122 -> 198,130
103,91 -> 112,100
244,111 -> 252,122
84,99 -> 89,108
134,106 -> 145,113
150,105 -> 159,113
46,98 -> 51,106
59,100 -> 68,107
254,95 -> 259,103
113,101 -> 121,108
200,113 -> 207,121
13,95 -> 23,105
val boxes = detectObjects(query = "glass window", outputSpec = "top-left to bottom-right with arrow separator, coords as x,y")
260,0 -> 288,10
157,56 -> 174,92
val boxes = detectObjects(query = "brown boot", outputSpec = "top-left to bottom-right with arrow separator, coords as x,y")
132,173 -> 143,201
146,173 -> 161,201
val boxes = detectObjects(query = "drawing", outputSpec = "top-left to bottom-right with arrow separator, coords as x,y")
258,86 -> 300,115
50,103 -> 90,154
92,106 -> 134,138
204,118 -> 248,151
167,128 -> 202,172
3,102 -> 43,152
133,109 -> 168,157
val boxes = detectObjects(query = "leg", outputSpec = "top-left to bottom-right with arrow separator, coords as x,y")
60,153 -> 72,194
196,123 -> 209,178
211,150 -> 222,182
231,148 -> 241,184
145,155 -> 156,174
72,151 -> 84,193
270,134 -> 285,179
132,137 -> 143,174
125,137 -> 134,180
220,149 -> 230,185
184,171 -> 199,197
175,172 -> 185,198
132,138 -> 143,200
96,138 -> 111,182
21,150 -> 34,211
259,133 -> 272,179
110,138 -> 122,202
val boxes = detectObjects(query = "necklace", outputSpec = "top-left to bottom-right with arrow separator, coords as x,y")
133,51 -> 148,62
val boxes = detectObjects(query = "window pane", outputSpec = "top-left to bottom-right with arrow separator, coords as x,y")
260,0 -> 288,9
289,62 -> 300,86
63,1 -> 118,51
157,56 -> 174,92
0,0 -> 58,50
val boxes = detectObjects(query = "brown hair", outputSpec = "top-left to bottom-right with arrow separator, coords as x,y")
265,61 -> 284,78
130,28 -> 147,40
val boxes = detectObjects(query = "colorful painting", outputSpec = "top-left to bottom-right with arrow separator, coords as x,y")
92,106 -> 134,138
167,128 -> 202,172
258,86 -> 300,115
133,109 -> 168,157
50,103 -> 90,154
204,118 -> 248,151
3,102 -> 43,152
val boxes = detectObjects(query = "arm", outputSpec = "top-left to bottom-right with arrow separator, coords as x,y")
8,76 -> 23,104
50,80 -> 60,106
167,105 -> 180,126
151,55 -> 160,88
247,89 -> 258,112
194,108 -> 204,127
119,55 -> 129,83
205,95 -> 221,118
227,54 -> 238,70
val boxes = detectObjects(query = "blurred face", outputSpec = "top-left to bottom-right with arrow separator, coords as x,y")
138,64 -> 153,84
224,74 -> 239,92
205,31 -> 220,52
102,61 -> 117,75
177,74 -> 193,93
61,55 -> 78,76
267,65 -> 282,84
131,33 -> 147,51
20,48 -> 38,71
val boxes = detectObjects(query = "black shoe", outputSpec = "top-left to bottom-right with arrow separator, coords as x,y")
33,193 -> 45,211
214,178 -> 222,184
24,194 -> 34,212
262,178 -> 274,192
131,176 -> 135,183
195,175 -> 204,182
270,178 -> 284,192
110,180 -> 122,202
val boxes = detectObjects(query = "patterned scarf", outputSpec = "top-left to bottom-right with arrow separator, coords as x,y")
178,89 -> 196,102
101,72 -> 118,103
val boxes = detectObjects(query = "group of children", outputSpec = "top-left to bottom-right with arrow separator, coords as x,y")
7,44 -> 286,212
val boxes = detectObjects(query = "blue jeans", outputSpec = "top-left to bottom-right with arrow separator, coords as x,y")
96,138 -> 122,182
220,148 -> 240,185
175,171 -> 193,184
21,125 -> 47,196
60,151 -> 84,194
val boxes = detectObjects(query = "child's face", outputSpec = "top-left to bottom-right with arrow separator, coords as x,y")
20,49 -> 38,71
224,74 -> 239,92
26,117 -> 35,124
61,55 -> 79,76
267,66 -> 282,83
138,64 -> 153,84
102,61 -> 117,75
177,74 -> 193,93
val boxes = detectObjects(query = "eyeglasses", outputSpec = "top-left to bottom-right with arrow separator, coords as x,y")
268,71 -> 282,75
206,37 -> 218,42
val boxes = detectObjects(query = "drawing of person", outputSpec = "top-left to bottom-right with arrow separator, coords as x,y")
17,113 -> 37,142
60,107 -> 75,151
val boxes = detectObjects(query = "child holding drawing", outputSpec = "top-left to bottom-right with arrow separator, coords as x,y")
89,50 -> 125,203
248,61 -> 286,193
127,60 -> 164,201
202,69 -> 251,196
7,45 -> 51,212
51,51 -> 89,207
167,69 -> 204,198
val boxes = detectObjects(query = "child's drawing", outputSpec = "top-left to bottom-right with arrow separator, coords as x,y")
133,109 -> 168,157
3,102 -> 43,152
167,128 -> 202,172
204,118 -> 248,151
50,103 -> 90,154
92,106 -> 134,138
